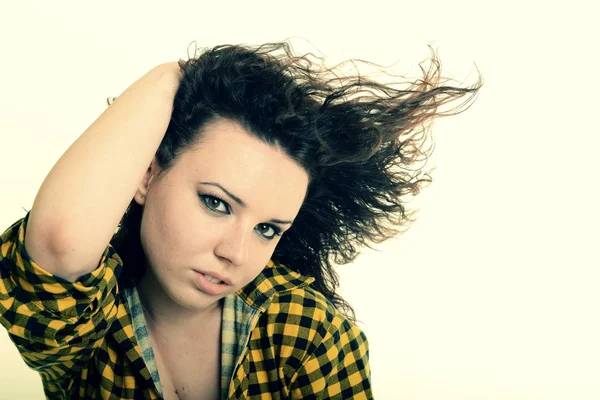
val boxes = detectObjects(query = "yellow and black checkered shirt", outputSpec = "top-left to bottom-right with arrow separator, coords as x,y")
0,212 -> 372,399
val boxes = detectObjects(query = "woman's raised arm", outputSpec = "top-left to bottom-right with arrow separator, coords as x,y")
24,62 -> 181,282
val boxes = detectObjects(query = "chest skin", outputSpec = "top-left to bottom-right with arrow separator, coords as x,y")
146,309 -> 223,400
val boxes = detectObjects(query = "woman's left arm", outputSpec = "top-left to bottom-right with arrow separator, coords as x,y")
286,307 -> 373,399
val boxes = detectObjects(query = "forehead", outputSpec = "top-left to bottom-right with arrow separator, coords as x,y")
176,119 -> 309,215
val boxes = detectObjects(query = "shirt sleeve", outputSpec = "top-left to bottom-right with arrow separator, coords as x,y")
0,212 -> 123,386
285,292 -> 374,400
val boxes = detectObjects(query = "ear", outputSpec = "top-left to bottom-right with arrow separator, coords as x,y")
134,157 -> 160,206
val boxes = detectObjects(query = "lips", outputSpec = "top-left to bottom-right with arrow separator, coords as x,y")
192,270 -> 230,296
192,269 -> 232,286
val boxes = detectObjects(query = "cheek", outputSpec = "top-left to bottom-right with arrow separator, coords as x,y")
161,193 -> 212,245
140,196 -> 195,264
238,248 -> 277,283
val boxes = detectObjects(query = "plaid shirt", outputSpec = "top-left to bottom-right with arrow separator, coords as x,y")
0,212 -> 372,399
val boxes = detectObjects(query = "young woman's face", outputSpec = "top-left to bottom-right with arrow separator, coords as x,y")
134,119 -> 309,312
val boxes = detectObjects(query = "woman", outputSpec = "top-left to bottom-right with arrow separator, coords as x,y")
0,42 -> 481,399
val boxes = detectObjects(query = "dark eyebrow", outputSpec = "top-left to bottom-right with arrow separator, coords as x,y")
199,181 -> 293,225
200,181 -> 246,207
268,218 -> 293,225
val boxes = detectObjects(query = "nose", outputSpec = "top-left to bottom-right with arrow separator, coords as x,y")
214,223 -> 251,266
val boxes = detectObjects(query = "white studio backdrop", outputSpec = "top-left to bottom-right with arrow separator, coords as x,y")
0,1 -> 598,399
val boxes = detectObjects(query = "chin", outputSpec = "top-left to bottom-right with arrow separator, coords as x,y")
172,285 -> 225,310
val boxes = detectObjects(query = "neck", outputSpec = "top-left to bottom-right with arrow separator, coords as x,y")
136,268 -> 222,331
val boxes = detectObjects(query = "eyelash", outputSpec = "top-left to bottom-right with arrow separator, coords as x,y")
198,193 -> 283,241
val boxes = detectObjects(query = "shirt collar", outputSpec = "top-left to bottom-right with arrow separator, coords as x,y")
236,259 -> 315,312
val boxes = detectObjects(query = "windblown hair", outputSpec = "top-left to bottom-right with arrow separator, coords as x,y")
111,41 -> 482,322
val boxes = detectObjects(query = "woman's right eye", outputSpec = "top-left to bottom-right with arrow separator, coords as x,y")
199,195 -> 230,214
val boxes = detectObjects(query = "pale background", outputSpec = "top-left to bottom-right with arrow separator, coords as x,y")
0,1 -> 598,399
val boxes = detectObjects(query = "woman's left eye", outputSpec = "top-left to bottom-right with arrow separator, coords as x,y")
200,195 -> 230,214
255,223 -> 282,240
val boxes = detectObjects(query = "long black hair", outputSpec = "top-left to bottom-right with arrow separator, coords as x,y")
111,41 -> 482,322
